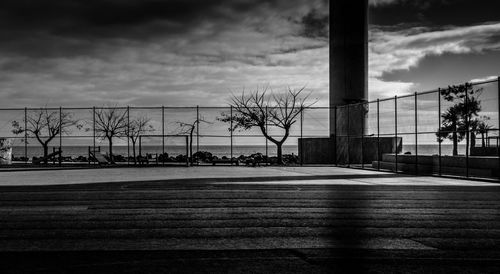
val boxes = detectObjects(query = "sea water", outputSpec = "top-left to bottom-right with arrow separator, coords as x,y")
12,144 -> 466,158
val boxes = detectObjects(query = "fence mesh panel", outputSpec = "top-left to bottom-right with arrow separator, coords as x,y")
0,78 -> 498,180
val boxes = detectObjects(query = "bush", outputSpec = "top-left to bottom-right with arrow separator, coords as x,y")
176,154 -> 187,162
193,151 -> 213,162
158,153 -> 169,162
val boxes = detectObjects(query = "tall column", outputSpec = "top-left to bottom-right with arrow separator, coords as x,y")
330,0 -> 368,137
299,0 -> 368,165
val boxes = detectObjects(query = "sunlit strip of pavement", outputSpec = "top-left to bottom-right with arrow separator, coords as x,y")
0,166 -> 497,186
213,178 -> 499,186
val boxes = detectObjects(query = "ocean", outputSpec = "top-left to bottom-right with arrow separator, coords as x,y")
12,145 -> 298,158
11,144 -> 466,158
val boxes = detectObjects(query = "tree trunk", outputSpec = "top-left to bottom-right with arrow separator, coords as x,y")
470,132 -> 476,153
452,131 -> 458,156
132,140 -> 136,164
43,144 -> 49,164
276,143 -> 283,165
190,128 -> 194,166
108,137 -> 114,163
481,133 -> 485,147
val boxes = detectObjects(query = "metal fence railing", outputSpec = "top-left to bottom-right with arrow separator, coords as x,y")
0,77 -> 498,180
331,77 -> 499,181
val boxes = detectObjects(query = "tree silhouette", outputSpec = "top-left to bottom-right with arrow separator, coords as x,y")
175,117 -> 209,165
219,87 -> 314,165
93,107 -> 128,163
436,83 -> 483,156
12,109 -> 80,164
471,116 -> 492,148
128,116 -> 154,164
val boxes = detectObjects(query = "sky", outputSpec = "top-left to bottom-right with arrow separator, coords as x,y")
0,0 -> 499,108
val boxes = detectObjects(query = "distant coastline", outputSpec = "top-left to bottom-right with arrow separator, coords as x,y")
11,144 -> 466,158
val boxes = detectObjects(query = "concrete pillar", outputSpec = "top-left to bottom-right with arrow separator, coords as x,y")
330,0 -> 368,137
299,0 -> 369,165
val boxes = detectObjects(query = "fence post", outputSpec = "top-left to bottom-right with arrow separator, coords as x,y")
347,104 -> 350,167
24,107 -> 27,163
497,76 -> 500,181
498,76 -> 500,181
230,106 -> 233,163
334,106 -> 337,166
438,89 -> 442,176
186,136 -> 189,167
265,106 -> 268,161
300,109 -> 303,166
162,106 -> 165,166
127,106 -> 130,166
196,106 -> 199,154
394,96 -> 398,173
414,92 -> 418,175
361,103 -> 364,169
465,86 -> 469,178
93,107 -> 96,166
377,99 -> 380,170
59,106 -> 62,166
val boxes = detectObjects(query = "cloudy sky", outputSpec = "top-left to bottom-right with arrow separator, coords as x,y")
0,0 -> 499,108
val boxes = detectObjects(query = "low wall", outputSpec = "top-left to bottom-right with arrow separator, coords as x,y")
376,154 -> 499,178
299,137 -> 402,165
298,138 -> 334,164
471,147 -> 499,156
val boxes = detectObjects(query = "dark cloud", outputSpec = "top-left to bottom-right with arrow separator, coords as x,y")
0,0 -> 227,29
0,0 -> 327,58
0,0 -> 325,36
300,9 -> 329,39
370,0 -> 500,27
0,0 -> 330,108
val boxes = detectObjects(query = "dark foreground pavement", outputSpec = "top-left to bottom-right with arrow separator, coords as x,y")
1,177 -> 499,273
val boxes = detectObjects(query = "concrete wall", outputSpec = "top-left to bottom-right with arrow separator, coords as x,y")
470,147 -> 499,156
336,136 -> 402,165
376,154 -> 499,177
299,137 -> 402,165
298,138 -> 334,164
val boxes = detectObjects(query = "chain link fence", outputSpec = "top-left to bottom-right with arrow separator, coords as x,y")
329,77 -> 499,181
0,77 -> 498,180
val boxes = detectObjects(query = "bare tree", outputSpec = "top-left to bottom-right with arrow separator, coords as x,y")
12,109 -> 80,164
219,87 -> 314,165
176,117 -> 209,165
93,107 -> 128,163
128,116 -> 154,164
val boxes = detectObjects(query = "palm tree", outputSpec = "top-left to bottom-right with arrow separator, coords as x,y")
476,116 -> 492,148
437,106 -> 464,156
436,84 -> 482,156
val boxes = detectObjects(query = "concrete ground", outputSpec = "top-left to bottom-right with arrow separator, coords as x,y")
0,166 -> 499,273
0,166 -> 498,186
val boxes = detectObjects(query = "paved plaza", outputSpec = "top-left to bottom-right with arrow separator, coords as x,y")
1,166 -> 497,186
0,166 -> 499,273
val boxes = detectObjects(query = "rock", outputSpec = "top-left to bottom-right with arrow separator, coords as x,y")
0,138 -> 13,165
